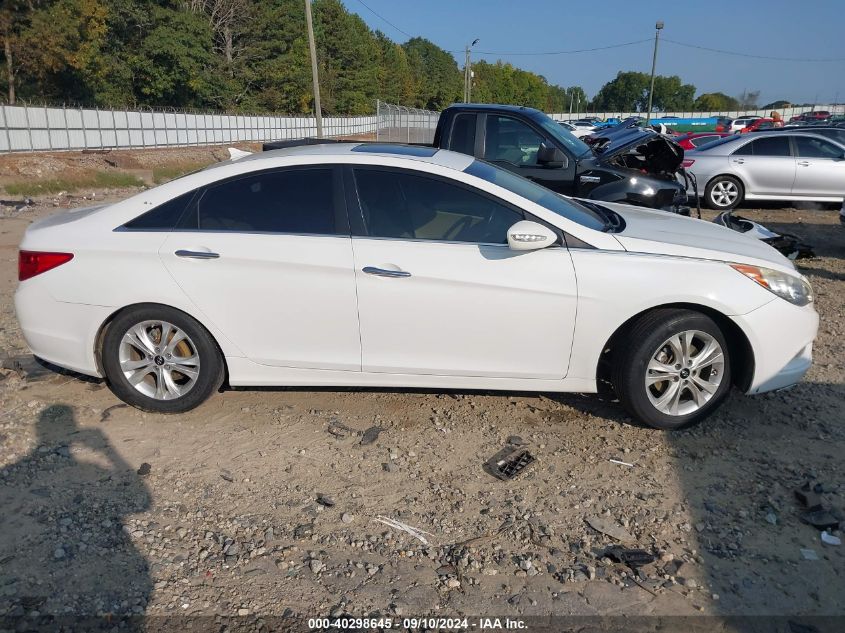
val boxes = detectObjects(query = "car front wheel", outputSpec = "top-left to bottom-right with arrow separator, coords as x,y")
101,305 -> 224,413
612,309 -> 732,429
705,175 -> 743,210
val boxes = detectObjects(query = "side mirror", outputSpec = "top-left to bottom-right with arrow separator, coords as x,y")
537,142 -> 568,168
507,220 -> 558,251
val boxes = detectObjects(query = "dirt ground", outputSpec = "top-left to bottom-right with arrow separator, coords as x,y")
0,178 -> 843,631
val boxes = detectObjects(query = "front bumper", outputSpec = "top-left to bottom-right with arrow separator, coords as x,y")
731,298 -> 819,394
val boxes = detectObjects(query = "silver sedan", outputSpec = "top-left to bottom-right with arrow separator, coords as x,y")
684,132 -> 845,210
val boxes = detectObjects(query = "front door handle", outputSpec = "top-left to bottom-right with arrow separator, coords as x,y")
797,160 -> 810,166
363,266 -> 411,278
175,250 -> 220,259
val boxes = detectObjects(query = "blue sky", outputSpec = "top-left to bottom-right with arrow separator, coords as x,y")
343,0 -> 845,106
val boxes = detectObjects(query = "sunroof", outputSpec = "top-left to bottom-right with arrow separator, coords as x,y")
352,144 -> 438,157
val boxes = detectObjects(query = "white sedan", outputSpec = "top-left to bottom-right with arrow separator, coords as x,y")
15,144 -> 818,429
557,121 -> 595,138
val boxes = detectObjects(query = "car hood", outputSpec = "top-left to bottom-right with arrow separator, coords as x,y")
594,201 -> 796,272
590,128 -> 684,173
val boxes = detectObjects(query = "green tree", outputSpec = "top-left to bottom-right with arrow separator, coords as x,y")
403,37 -> 462,110
313,0 -> 379,114
131,5 -> 214,107
374,31 -> 414,105
693,92 -> 740,111
591,71 -> 695,112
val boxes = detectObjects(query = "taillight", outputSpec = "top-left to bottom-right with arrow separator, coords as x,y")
18,251 -> 74,281
681,159 -> 695,168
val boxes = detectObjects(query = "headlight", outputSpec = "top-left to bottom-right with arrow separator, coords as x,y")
730,264 -> 813,306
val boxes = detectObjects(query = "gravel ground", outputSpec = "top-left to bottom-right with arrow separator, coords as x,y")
0,192 -> 843,628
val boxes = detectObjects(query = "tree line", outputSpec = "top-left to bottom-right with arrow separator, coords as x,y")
1,1 -> 790,115
0,0 -> 586,114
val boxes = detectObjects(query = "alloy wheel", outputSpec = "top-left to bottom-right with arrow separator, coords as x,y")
710,180 -> 739,207
118,320 -> 201,400
644,330 -> 725,416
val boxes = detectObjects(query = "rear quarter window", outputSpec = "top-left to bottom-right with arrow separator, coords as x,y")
121,190 -> 196,230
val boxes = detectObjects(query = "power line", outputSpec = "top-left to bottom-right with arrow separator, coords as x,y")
450,39 -> 651,56
352,0 -> 414,39
663,38 -> 845,62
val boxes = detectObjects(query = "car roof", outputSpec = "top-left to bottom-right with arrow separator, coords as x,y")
690,130 -> 844,153
445,103 -> 546,117
209,141 -> 475,172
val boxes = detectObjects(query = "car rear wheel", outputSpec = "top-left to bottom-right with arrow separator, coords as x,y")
705,175 -> 743,210
102,305 -> 224,413
611,309 -> 732,430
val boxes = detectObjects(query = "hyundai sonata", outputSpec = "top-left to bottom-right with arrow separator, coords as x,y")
15,144 -> 818,429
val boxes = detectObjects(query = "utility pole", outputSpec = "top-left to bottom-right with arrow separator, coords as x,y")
304,0 -> 323,137
645,20 -> 664,125
464,38 -> 479,103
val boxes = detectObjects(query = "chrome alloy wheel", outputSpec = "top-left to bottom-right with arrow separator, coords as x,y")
118,320 -> 200,400
645,330 -> 725,416
710,180 -> 739,207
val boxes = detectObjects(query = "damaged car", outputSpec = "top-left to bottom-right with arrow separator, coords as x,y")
432,104 -> 692,215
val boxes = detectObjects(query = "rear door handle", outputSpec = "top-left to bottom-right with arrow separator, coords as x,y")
175,250 -> 220,259
363,266 -> 411,278
732,158 -> 744,164
797,161 -> 810,166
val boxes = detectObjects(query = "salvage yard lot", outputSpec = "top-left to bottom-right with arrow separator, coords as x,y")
0,191 -> 843,622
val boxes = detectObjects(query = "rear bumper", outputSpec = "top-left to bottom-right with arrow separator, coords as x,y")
731,298 -> 819,394
14,280 -> 109,377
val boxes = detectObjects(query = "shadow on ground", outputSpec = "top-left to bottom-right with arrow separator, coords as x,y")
0,404 -> 151,628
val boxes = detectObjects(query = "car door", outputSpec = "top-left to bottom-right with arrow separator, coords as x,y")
480,114 -> 577,194
348,166 -> 578,379
730,136 -> 796,196
791,135 -> 845,198
159,166 -> 362,370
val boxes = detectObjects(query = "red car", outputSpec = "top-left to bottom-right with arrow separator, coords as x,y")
739,118 -> 784,133
673,132 -> 732,150
789,110 -> 831,122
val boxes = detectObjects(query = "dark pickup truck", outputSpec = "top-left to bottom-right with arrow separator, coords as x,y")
432,104 -> 691,215
265,103 -> 691,215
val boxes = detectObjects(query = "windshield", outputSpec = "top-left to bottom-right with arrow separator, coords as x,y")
464,160 -> 606,231
531,113 -> 591,156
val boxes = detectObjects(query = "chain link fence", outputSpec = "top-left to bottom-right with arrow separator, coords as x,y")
374,100 -> 439,144
0,101 -> 431,153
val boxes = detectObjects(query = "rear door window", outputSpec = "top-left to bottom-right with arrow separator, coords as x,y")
181,168 -> 338,234
733,136 -> 791,157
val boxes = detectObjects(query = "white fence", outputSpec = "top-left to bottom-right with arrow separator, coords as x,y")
3,100 -> 840,153
550,105 -> 844,122
0,101 -> 440,153
0,105 -> 383,153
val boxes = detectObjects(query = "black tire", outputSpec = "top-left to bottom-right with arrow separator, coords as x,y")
611,309 -> 732,430
102,304 -> 224,413
704,175 -> 744,210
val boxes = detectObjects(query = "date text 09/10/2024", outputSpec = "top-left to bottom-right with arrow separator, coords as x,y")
307,617 -> 527,630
